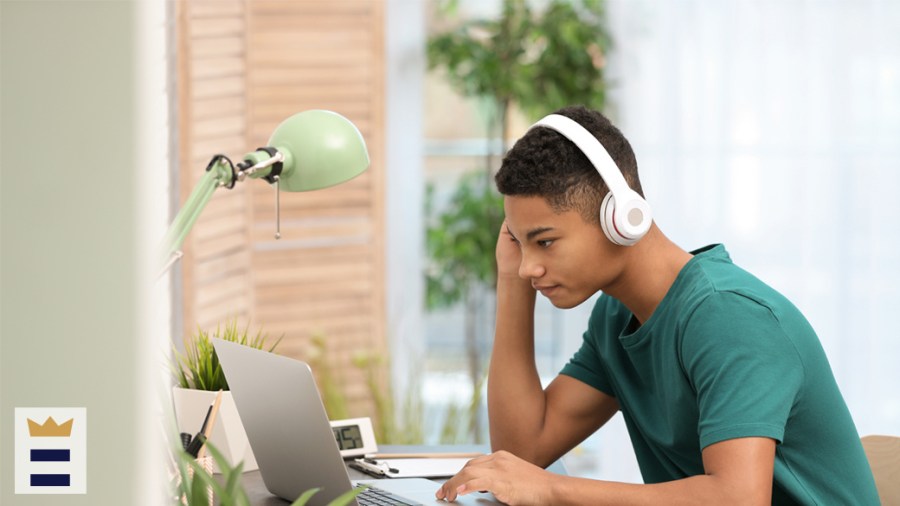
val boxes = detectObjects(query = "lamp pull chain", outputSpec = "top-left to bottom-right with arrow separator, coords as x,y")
273,176 -> 281,239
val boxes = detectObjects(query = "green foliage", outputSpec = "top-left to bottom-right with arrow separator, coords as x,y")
170,438 -> 364,506
355,351 -> 429,445
353,352 -> 395,443
521,0 -> 611,118
310,334 -> 425,445
427,0 -> 532,109
308,334 -> 351,421
324,342 -> 483,446
289,486 -> 367,506
427,0 -> 610,121
171,440 -> 250,506
426,0 -> 613,443
170,319 -> 282,391
425,0 -> 613,309
425,171 -> 504,309
437,367 -> 488,444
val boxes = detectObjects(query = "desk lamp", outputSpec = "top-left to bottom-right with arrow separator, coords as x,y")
159,110 -> 369,275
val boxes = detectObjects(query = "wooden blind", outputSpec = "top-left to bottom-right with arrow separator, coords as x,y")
176,0 -> 252,332
177,0 -> 386,416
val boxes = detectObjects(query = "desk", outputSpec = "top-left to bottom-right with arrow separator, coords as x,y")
241,444 -> 568,505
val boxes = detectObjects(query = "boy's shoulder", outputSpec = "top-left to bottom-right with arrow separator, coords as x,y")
588,244 -> 799,337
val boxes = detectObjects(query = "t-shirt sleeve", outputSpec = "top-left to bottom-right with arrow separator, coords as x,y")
560,321 -> 616,397
680,292 -> 804,450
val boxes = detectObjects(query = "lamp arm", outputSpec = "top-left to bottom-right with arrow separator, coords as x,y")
158,158 -> 234,273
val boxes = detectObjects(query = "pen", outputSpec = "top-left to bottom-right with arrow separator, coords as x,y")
196,390 -> 224,459
185,402 -> 214,457
364,458 -> 399,474
350,459 -> 387,477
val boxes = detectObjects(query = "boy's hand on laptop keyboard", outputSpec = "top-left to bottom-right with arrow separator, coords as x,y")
435,450 -> 557,505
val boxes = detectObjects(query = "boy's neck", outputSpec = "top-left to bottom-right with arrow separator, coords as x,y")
602,225 -> 693,325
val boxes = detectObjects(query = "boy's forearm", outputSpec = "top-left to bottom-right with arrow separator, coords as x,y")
488,275 -> 545,458
550,474 -> 766,506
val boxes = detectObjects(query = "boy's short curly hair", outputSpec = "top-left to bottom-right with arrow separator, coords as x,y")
495,105 -> 643,226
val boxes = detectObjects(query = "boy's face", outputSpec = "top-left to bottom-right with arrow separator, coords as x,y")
504,195 -> 623,309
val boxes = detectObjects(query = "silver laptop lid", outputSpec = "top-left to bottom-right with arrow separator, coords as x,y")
211,338 -> 354,505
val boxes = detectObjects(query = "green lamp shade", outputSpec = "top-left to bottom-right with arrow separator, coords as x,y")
267,109 -> 370,192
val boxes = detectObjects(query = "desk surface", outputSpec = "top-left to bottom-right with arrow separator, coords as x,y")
241,444 -> 568,505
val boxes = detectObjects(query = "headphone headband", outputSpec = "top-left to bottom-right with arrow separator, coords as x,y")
528,114 -> 652,246
529,114 -> 632,200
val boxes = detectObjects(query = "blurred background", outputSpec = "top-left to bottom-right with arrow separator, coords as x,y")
163,0 -> 900,483
155,0 -> 900,483
3,1 -> 898,498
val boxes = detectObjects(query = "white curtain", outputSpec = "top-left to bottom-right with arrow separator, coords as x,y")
559,0 -> 900,482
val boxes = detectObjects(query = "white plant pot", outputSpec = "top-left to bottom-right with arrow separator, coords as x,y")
172,387 -> 258,473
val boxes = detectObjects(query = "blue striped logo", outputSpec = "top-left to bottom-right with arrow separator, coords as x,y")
30,449 -> 71,462
15,408 -> 86,494
30,474 -> 71,487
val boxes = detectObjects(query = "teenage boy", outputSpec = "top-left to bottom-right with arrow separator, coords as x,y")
436,106 -> 878,505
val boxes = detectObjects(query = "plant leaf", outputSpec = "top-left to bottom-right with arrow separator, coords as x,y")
326,485 -> 369,506
290,487 -> 320,506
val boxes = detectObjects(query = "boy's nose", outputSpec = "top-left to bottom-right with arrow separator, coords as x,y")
518,256 -> 546,280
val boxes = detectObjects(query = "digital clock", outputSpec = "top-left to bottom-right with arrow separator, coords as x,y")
329,417 -> 378,459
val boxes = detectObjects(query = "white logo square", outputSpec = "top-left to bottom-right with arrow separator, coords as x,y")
15,407 -> 87,494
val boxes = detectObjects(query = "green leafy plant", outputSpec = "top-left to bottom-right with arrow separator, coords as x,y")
171,442 -> 248,506
307,334 -> 351,421
353,350 -> 426,445
426,0 -> 613,442
170,439 -> 365,506
307,333 -> 425,445
428,0 -> 611,150
313,335 -> 485,446
170,319 -> 282,391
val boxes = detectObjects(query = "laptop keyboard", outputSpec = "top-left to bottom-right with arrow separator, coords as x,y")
355,484 -> 420,506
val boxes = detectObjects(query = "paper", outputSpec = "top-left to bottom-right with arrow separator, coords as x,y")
382,458 -> 471,479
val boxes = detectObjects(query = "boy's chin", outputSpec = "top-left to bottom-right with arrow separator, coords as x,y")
545,291 -> 588,309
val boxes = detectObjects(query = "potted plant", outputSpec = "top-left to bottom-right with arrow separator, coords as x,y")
169,319 -> 282,472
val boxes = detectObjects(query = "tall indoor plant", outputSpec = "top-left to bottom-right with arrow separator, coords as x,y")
426,0 -> 612,441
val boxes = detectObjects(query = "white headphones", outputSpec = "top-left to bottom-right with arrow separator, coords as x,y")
529,114 -> 653,246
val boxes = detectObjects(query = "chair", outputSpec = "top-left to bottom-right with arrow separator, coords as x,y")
861,435 -> 900,505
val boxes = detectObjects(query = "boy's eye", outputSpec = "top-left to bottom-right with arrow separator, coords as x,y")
537,239 -> 554,248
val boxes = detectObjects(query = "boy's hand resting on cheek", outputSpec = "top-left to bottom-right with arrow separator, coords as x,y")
435,451 -> 560,505
495,220 -> 525,281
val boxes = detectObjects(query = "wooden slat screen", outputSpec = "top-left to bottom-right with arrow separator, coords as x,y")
176,0 -> 386,417
177,0 -> 252,333
246,0 -> 386,415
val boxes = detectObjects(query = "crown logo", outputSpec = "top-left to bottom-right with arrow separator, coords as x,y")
27,417 -> 74,437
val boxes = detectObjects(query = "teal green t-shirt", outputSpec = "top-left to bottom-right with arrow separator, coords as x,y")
561,244 -> 879,505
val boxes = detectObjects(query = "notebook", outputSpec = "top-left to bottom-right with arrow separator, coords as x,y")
211,338 -> 499,506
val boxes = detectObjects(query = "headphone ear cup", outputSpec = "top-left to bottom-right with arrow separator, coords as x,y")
600,191 -> 652,246
599,192 -> 625,245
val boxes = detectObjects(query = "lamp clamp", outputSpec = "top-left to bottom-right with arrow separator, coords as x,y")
204,154 -> 238,189
254,147 -> 285,184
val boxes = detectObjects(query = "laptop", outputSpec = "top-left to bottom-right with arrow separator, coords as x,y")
212,338 -> 500,506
